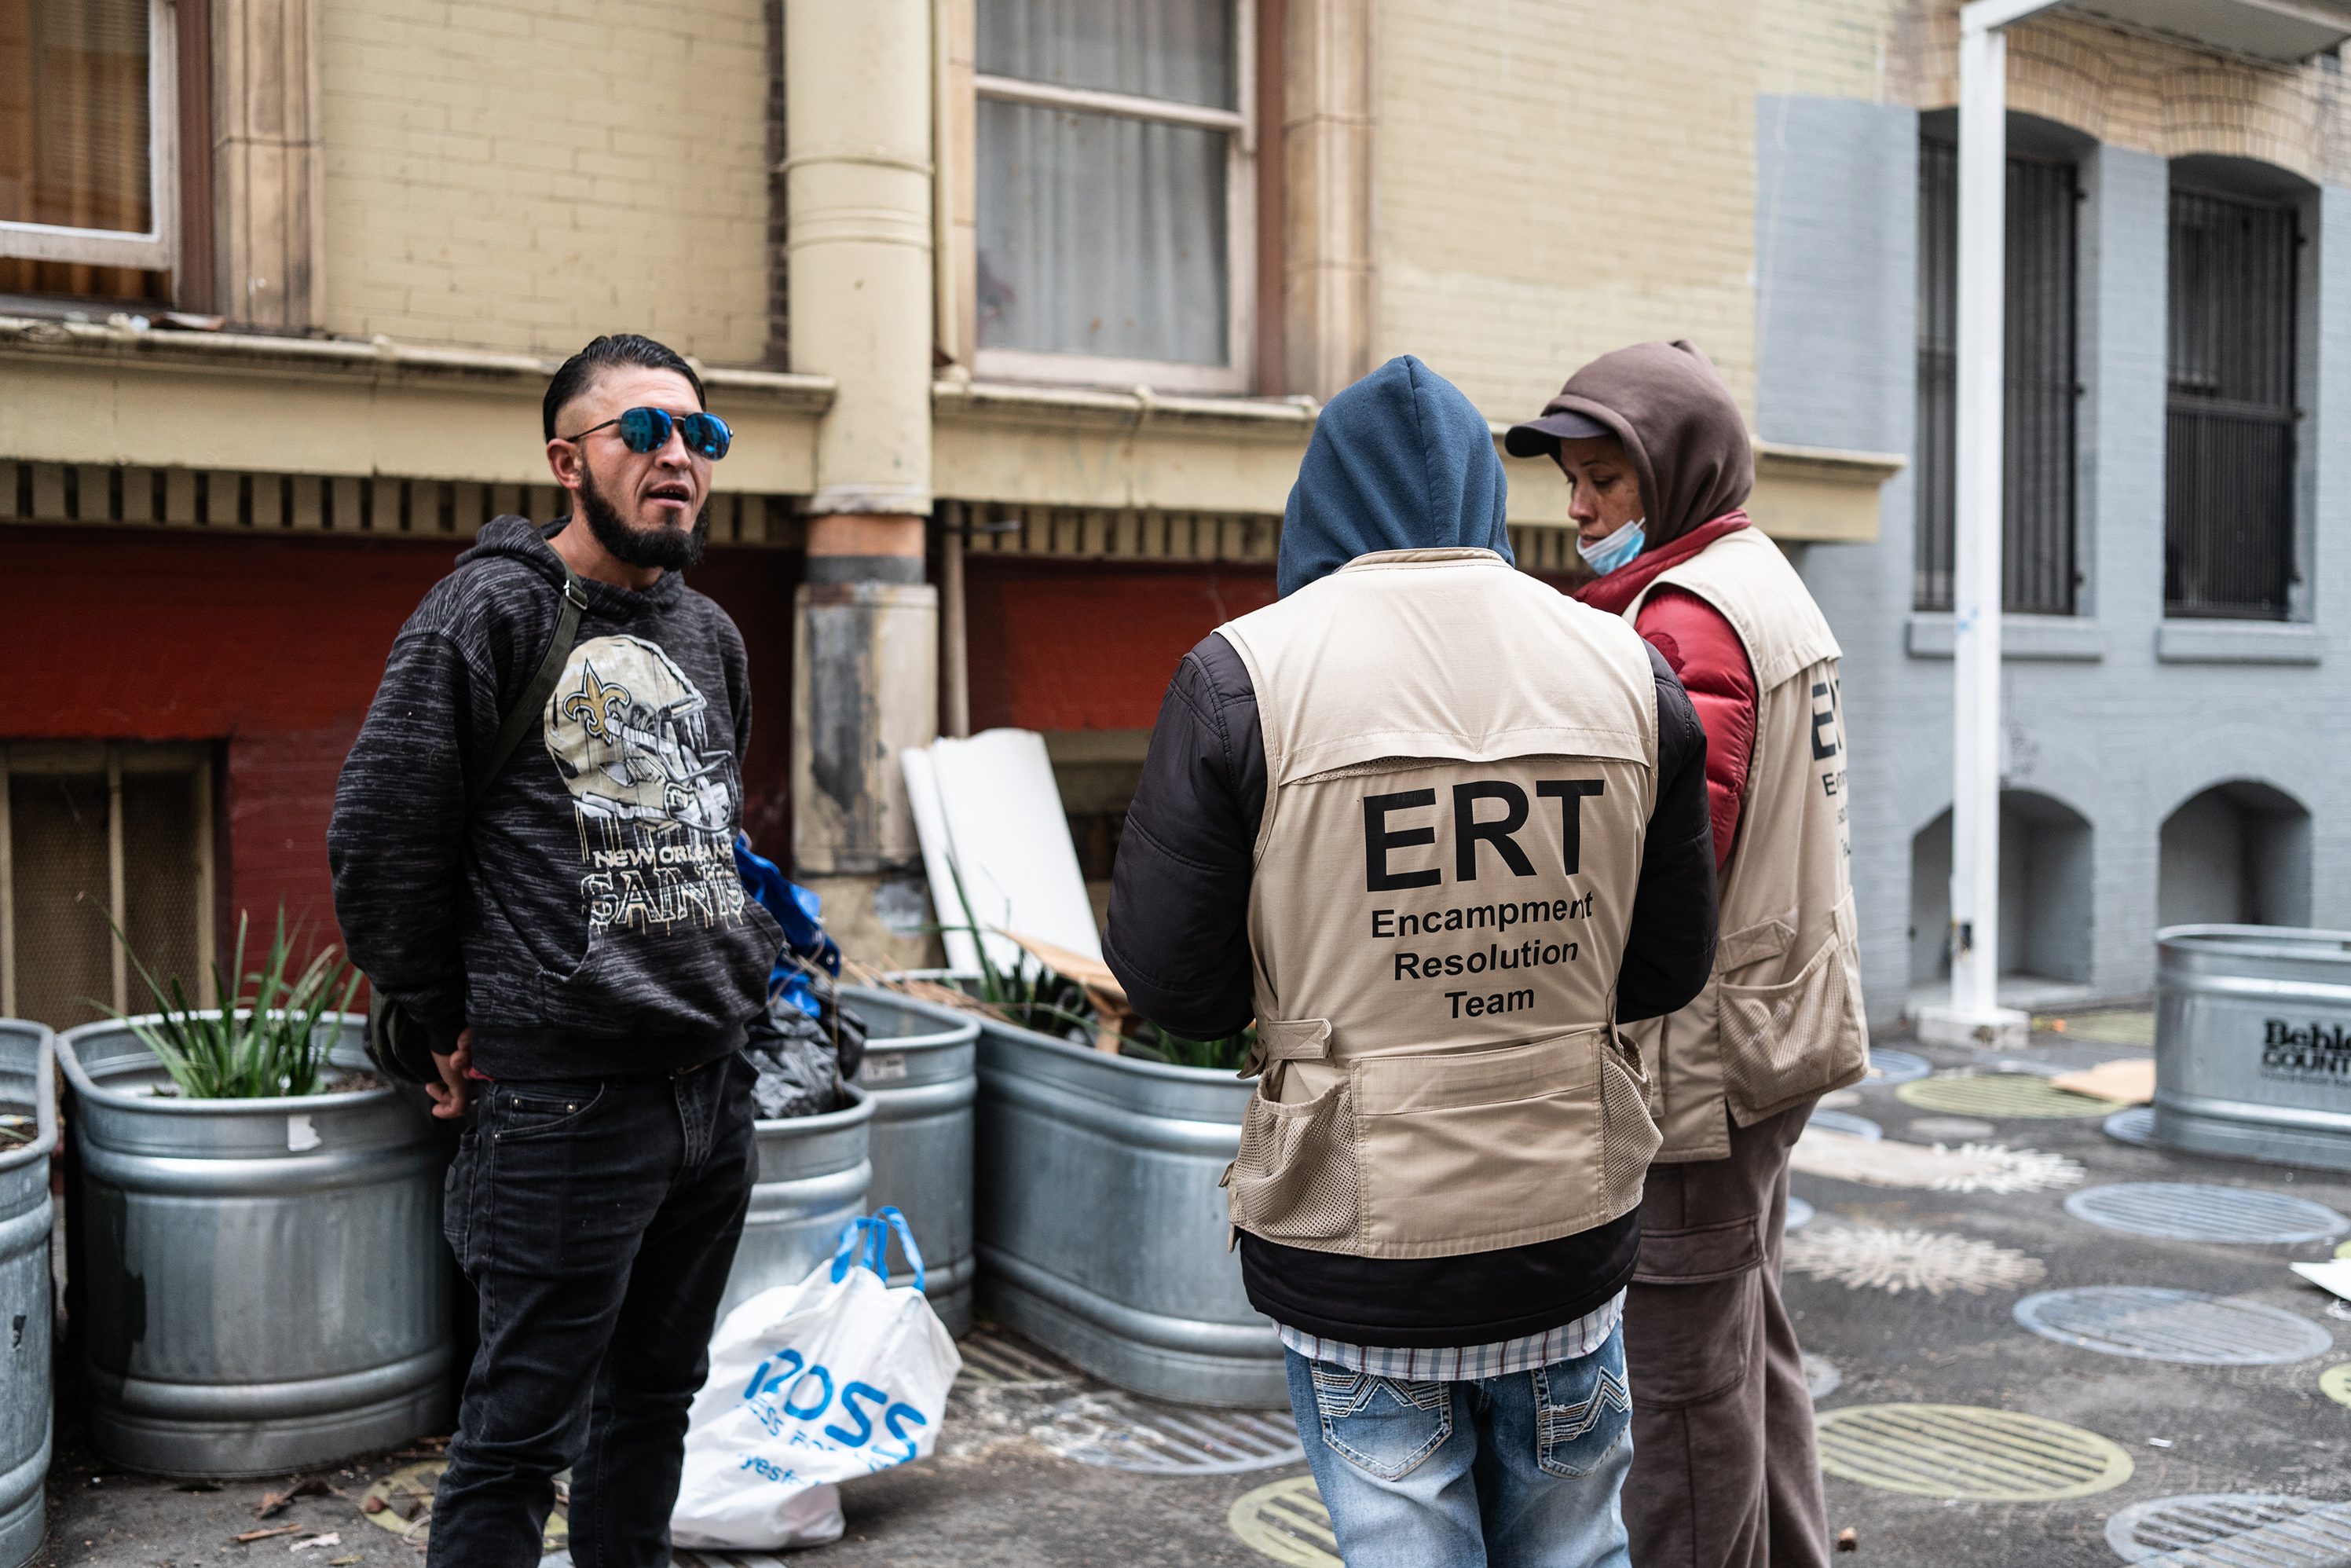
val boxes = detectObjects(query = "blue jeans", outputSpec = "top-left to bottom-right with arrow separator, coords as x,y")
1283,1324 -> 1634,1568
430,1053 -> 756,1568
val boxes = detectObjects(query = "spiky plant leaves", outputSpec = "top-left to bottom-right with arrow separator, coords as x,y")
97,904 -> 360,1100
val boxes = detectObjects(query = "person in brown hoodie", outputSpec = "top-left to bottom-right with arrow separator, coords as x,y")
1507,342 -> 1870,1568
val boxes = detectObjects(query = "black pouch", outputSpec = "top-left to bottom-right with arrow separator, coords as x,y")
365,989 -> 445,1086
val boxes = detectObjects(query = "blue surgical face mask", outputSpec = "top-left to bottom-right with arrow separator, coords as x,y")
1577,518 -> 1646,576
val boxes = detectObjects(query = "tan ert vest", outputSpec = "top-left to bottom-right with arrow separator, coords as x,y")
1215,548 -> 1664,1261
1623,526 -> 1870,1163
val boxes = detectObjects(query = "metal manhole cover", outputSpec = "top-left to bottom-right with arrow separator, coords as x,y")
2015,1288 -> 2335,1366
2104,1493 -> 2351,1563
1786,1195 -> 1815,1232
1869,1049 -> 1932,1085
1897,1072 -> 2116,1119
1803,1352 -> 1841,1401
2323,1364 -> 2351,1408
1034,1394 -> 1305,1475
1809,1109 -> 1883,1141
1815,1403 -> 2133,1500
1229,1475 -> 1339,1566
2105,1106 -> 2158,1148
2066,1183 -> 2351,1245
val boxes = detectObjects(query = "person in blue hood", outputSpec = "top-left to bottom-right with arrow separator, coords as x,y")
1108,357 -> 1720,1568
1276,354 -> 1517,596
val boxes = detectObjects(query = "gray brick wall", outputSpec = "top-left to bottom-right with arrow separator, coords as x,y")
1757,95 -> 2351,1025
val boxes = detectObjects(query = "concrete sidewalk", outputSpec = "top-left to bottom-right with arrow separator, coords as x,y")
34,1018 -> 2351,1566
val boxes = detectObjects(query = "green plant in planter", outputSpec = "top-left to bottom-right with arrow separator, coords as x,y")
1123,1023 -> 1257,1074
101,907 -> 362,1099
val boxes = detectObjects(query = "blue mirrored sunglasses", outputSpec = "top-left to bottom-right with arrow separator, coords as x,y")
563,406 -> 731,460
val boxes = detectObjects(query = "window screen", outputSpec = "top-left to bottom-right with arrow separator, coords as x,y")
1916,136 -> 2080,614
2,745 -> 212,1030
2166,188 -> 2298,620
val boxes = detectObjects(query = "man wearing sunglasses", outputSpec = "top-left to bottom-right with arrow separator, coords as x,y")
330,333 -> 781,1567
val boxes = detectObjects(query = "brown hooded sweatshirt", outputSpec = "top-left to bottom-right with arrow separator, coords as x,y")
1533,340 -> 1869,1160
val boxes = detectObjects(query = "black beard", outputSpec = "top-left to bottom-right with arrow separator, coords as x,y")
577,463 -> 709,571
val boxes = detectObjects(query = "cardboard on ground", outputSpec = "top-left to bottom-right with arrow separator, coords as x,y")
2049,1057 -> 2155,1105
902,729 -> 1102,979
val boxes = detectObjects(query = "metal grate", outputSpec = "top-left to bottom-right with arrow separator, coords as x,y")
2064,1183 -> 2350,1244
1815,1403 -> 2131,1500
2014,1288 -> 2333,1366
2106,1493 -> 2351,1565
1869,1048 -> 1932,1085
1786,1196 -> 1815,1232
2105,1106 -> 2159,1148
1916,135 -> 2080,614
2166,187 -> 2300,621
1809,1110 -> 1883,1141
957,1324 -> 1303,1475
1229,1475 -> 1340,1567
1896,1072 -> 2114,1119
956,1325 -> 1082,1387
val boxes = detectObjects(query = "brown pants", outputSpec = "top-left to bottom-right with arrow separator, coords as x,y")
1623,1101 -> 1829,1568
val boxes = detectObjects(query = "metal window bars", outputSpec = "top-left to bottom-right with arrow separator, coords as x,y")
1915,135 -> 2080,615
2165,188 -> 2299,621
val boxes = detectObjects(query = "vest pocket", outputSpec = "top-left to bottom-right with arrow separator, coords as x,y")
1716,912 -> 1864,1119
1353,1028 -> 1607,1250
1598,1036 -> 1661,1207
1225,1081 -> 1360,1244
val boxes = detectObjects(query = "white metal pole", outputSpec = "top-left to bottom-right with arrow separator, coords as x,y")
1923,0 -> 2050,1050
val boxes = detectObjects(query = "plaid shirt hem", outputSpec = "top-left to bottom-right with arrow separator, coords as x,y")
1276,1289 -> 1624,1382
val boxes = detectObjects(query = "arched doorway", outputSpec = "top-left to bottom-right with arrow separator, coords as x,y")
1909,789 -> 2096,986
2159,781 -> 2312,929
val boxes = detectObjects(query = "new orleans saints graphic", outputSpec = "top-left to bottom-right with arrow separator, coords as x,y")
543,636 -> 748,936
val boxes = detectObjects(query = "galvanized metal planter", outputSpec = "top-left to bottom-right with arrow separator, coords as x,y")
718,1085 -> 873,1321
57,1016 -> 452,1478
844,987 -> 979,1335
974,1017 -> 1281,1408
1,1021 -> 56,1568
2156,925 -> 2351,1171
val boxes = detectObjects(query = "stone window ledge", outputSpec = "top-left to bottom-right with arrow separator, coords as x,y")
1906,613 -> 2105,661
2156,619 -> 2322,665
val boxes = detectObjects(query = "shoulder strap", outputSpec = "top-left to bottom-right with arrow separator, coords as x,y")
471,562 -> 588,808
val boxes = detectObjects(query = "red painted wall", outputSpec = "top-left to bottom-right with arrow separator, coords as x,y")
963,557 -> 1279,732
7,526 -> 799,951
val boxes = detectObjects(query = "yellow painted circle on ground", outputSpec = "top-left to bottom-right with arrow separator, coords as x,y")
2324,1364 -> 2351,1409
1229,1474 -> 1340,1566
1896,1073 -> 2117,1119
1816,1403 -> 2133,1500
2335,1239 -> 2351,1260
359,1460 -> 567,1552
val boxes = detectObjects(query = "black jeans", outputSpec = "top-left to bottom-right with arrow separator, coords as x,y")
430,1053 -> 756,1568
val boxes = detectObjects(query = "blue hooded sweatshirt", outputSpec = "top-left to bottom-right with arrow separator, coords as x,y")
1276,355 -> 1515,599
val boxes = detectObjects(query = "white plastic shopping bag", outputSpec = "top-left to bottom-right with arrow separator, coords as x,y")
672,1208 -> 961,1551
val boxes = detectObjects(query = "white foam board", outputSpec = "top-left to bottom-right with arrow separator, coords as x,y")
901,728 -> 1101,978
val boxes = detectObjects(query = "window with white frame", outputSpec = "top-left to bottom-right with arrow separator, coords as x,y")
2,743 -> 214,1031
975,0 -> 1254,392
0,0 -> 178,282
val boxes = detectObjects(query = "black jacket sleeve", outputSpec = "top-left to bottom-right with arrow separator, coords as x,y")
1616,643 -> 1719,1022
1104,633 -> 1265,1041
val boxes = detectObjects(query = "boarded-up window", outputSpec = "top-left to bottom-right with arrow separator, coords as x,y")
2,743 -> 213,1030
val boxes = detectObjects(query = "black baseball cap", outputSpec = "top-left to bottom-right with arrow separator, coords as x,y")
1503,405 -> 1614,458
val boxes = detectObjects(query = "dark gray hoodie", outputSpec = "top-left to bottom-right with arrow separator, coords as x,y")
328,516 -> 782,1079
